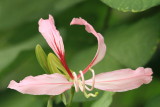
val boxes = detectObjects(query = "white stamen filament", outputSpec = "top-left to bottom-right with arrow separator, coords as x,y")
85,68 -> 95,91
73,69 -> 96,95
79,71 -> 85,92
72,72 -> 79,92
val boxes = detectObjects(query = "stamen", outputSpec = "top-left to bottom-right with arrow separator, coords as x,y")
85,68 -> 95,91
73,69 -> 95,92
72,72 -> 79,92
72,69 -> 97,98
79,71 -> 85,92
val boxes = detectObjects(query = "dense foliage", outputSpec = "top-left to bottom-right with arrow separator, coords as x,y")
0,0 -> 160,107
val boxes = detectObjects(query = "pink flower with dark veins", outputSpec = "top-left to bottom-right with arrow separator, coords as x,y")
8,15 -> 153,97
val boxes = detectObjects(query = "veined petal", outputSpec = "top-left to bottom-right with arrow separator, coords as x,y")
70,18 -> 106,76
39,15 -> 74,79
85,67 -> 153,92
39,15 -> 64,58
8,73 -> 73,95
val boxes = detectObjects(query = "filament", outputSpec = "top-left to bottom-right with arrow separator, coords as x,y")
79,71 -> 85,92
73,69 -> 96,97
72,72 -> 79,92
85,68 -> 95,91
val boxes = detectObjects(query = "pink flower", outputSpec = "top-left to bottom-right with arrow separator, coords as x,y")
8,15 -> 153,96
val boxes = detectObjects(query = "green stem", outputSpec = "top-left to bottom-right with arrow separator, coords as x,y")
79,102 -> 83,107
47,96 -> 53,107
66,87 -> 75,107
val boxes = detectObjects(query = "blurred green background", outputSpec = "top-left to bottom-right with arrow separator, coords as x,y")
0,0 -> 160,107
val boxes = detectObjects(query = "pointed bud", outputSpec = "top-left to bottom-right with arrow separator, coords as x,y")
35,44 -> 50,73
47,53 -> 62,74
47,53 -> 69,78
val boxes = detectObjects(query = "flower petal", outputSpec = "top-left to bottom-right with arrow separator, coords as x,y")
8,73 -> 73,95
70,18 -> 106,75
85,67 -> 153,92
39,15 -> 64,58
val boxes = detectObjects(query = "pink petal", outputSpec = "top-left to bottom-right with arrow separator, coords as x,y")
8,73 -> 73,95
70,18 -> 106,75
39,15 -> 64,58
85,67 -> 153,92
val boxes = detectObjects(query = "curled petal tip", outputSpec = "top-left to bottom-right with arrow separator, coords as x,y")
49,14 -> 52,18
8,80 -> 17,89
38,18 -> 43,24
145,68 -> 153,75
70,18 -> 106,76
70,18 -> 78,25
48,14 -> 54,22
38,15 -> 65,58
135,67 -> 153,84
144,68 -> 153,84
70,18 -> 86,26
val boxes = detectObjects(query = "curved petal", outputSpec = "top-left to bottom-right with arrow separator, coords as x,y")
70,18 -> 106,75
39,15 -> 64,58
8,73 -> 73,95
85,67 -> 153,92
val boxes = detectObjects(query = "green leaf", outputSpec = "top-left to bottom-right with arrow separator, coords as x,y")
35,44 -> 50,73
91,92 -> 114,107
0,91 -> 46,107
111,78 -> 160,107
145,96 -> 160,107
0,35 -> 44,74
104,13 -> 160,69
0,0 -> 84,30
101,0 -> 160,12
0,50 -> 43,90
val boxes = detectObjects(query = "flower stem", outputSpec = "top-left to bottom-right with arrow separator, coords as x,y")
47,96 -> 53,107
62,87 -> 75,107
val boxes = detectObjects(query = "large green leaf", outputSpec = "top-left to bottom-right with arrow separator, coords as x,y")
92,92 -> 114,107
0,91 -> 46,107
0,50 -> 44,90
101,0 -> 160,12
0,0 -> 84,30
145,96 -> 160,107
0,35 -> 44,73
104,14 -> 160,69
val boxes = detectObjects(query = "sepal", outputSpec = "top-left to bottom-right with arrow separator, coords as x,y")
35,44 -> 50,73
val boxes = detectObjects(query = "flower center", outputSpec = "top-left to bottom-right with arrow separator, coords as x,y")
72,69 -> 98,98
